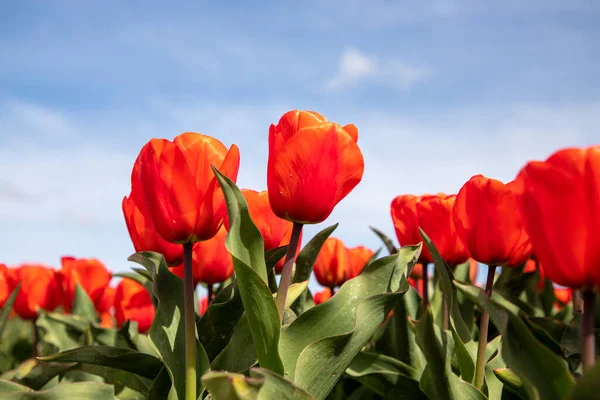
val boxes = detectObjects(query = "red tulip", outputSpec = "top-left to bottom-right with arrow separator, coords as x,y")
122,157 -> 183,265
314,237 -> 349,288
347,246 -> 374,279
97,286 -> 116,314
0,264 -> 9,308
59,257 -> 112,313
170,225 -> 234,286
237,189 -> 300,273
115,278 -> 155,333
515,146 -> 600,289
467,259 -> 479,283
453,175 -> 532,267
267,110 -> 364,224
391,194 -> 433,263
410,263 -> 424,280
417,194 -> 470,266
554,287 -> 572,307
134,133 -> 240,244
314,288 -> 332,305
11,265 -> 63,319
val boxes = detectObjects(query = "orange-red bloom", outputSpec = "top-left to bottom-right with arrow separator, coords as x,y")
170,225 -> 234,285
0,264 -> 9,308
410,263 -> 424,280
515,146 -> 600,289
453,175 -> 532,267
115,278 -> 155,333
467,259 -> 479,283
11,265 -> 63,320
123,158 -> 183,265
97,286 -> 116,328
314,237 -> 349,288
314,288 -> 332,305
59,257 -> 112,313
199,296 -> 209,315
417,194 -> 470,266
134,133 -> 240,244
238,189 -> 300,273
554,287 -> 572,307
347,246 -> 374,279
391,195 -> 433,264
267,110 -> 364,224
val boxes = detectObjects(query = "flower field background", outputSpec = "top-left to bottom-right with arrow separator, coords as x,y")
0,108 -> 599,400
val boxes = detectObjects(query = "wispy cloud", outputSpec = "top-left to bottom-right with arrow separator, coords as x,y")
325,48 -> 429,91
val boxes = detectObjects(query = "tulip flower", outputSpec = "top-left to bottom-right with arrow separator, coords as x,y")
314,237 -> 349,289
238,189 -> 300,273
59,256 -> 112,313
453,175 -> 532,268
134,133 -> 240,244
467,259 -> 479,284
453,174 -> 532,389
11,265 -> 63,320
123,161 -> 183,264
417,194 -> 470,266
314,288 -> 332,305
515,145 -> 600,371
267,110 -> 364,224
0,264 -> 9,308
115,278 -> 155,334
170,225 -> 234,287
97,286 -> 116,328
554,287 -> 572,308
199,297 -> 209,316
347,246 -> 374,279
410,263 -> 424,280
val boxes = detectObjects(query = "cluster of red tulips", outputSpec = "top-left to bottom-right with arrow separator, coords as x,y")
1,108 -> 598,399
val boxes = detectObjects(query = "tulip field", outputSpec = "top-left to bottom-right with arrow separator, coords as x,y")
0,109 -> 599,400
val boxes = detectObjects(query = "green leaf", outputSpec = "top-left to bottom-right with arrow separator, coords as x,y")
36,312 -> 84,353
420,228 -> 471,343
0,283 -> 20,338
38,345 -> 163,380
197,281 -> 244,361
346,352 -> 426,399
455,281 -> 575,400
202,368 -> 314,400
290,224 -> 338,316
8,360 -> 75,390
213,167 -> 284,375
72,283 -> 99,323
211,314 -> 257,373
451,327 -> 475,383
415,309 -> 487,400
280,246 -> 420,399
369,226 -> 398,255
71,363 -> 152,399
494,368 -> 529,399
148,366 -> 171,400
0,381 -> 116,399
567,361 -> 600,400
265,246 -> 288,274
129,251 -> 207,400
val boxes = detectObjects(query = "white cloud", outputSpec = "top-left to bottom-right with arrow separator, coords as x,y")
325,48 -> 429,91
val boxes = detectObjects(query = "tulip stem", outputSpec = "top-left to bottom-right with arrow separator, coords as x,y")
573,290 -> 583,314
207,284 -> 213,303
422,263 -> 429,309
581,290 -> 596,373
330,287 -> 337,296
474,264 -> 497,390
183,242 -> 197,400
276,222 -> 303,323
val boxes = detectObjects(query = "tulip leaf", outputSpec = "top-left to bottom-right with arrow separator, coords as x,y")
415,309 -> 487,400
0,381 -> 116,399
202,368 -> 314,400
7,359 -> 75,391
148,366 -> 171,400
494,368 -> 529,399
129,251 -> 209,400
265,246 -> 288,273
72,283 -> 99,323
420,228 -> 472,342
213,167 -> 284,375
455,281 -> 575,400
567,361 -> 600,400
197,281 -> 244,361
451,327 -> 475,383
211,314 -> 257,373
0,283 -> 20,338
280,246 -> 420,399
369,226 -> 398,255
38,345 -> 164,380
36,311 -> 85,353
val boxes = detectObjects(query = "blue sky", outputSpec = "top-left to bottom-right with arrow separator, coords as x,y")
1,1 -> 599,288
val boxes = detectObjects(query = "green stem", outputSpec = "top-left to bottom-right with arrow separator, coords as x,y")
582,290 -> 596,373
474,264 -> 497,389
573,290 -> 583,314
275,222 -> 303,323
183,242 -> 197,400
422,263 -> 429,309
